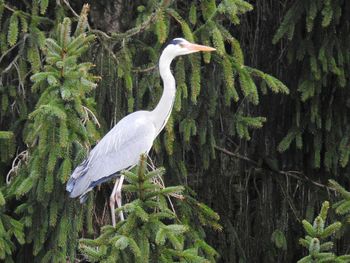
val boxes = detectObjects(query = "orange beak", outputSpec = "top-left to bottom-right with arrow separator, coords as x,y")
184,43 -> 216,52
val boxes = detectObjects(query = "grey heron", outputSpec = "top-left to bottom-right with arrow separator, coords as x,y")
66,38 -> 215,226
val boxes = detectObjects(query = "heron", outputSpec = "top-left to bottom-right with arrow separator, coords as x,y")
66,38 -> 215,226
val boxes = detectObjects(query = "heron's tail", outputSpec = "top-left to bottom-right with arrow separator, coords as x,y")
66,159 -> 90,198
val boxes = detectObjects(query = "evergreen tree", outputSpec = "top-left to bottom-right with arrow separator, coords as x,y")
1,0 -> 349,261
80,154 -> 219,263
273,0 -> 350,173
1,0 -> 289,260
4,5 -> 100,261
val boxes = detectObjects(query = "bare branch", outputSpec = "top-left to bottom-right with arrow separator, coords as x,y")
214,145 -> 334,191
6,150 -> 28,184
82,106 -> 101,128
61,0 -> 79,18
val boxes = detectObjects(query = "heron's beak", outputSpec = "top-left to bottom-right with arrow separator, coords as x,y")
185,43 -> 216,52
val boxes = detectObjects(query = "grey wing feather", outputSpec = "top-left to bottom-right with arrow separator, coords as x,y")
66,111 -> 156,199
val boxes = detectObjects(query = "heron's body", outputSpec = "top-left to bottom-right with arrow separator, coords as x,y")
67,111 -> 156,200
66,38 -> 215,208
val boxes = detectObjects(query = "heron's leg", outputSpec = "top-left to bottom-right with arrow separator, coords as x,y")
114,174 -> 125,221
110,177 -> 120,227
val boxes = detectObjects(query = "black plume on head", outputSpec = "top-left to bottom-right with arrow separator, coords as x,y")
168,38 -> 183,45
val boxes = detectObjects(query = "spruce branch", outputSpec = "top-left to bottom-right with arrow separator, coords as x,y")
5,7 -> 101,260
4,3 -> 53,23
296,201 -> 349,262
80,155 -> 218,262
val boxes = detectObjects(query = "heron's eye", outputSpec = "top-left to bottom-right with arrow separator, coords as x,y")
179,43 -> 185,48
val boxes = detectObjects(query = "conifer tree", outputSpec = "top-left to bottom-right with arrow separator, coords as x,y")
273,0 -> 350,173
80,154 -> 219,262
0,0 -> 59,260
4,5 -> 100,261
0,0 -> 320,261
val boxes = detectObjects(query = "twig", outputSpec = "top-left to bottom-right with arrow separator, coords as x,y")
13,60 -> 25,95
61,0 -> 79,18
276,178 -> 301,222
61,1 -> 93,34
214,145 -> 258,165
4,3 -> 16,12
82,106 -> 101,128
146,154 -> 156,170
6,150 -> 28,184
0,37 -> 26,65
214,145 -> 334,191
2,55 -> 20,74
145,154 -> 183,216
91,29 -> 111,40
109,12 -> 158,41
132,64 -> 157,73
98,40 -> 119,63
90,6 -> 158,43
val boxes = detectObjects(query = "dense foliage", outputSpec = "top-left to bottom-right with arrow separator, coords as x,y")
274,0 -> 350,174
80,154 -> 219,262
0,0 -> 349,262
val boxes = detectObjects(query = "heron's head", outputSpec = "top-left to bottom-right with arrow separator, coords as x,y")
164,38 -> 216,58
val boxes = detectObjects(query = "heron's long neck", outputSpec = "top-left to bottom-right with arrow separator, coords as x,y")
152,51 -> 176,134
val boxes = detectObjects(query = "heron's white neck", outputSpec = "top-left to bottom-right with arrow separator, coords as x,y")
152,50 -> 176,134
